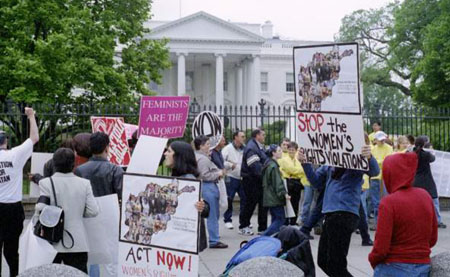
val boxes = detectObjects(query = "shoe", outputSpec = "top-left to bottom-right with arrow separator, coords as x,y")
438,222 -> 447,229
257,230 -> 266,235
225,222 -> 234,229
370,226 -> 377,231
210,242 -> 228,249
362,239 -> 374,246
238,227 -> 254,236
355,229 -> 361,235
249,224 -> 253,229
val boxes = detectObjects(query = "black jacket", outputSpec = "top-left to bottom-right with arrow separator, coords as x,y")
241,138 -> 267,181
74,156 -> 124,198
276,226 -> 315,277
412,150 -> 438,198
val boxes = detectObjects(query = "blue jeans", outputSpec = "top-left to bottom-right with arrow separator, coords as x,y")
374,263 -> 430,277
433,198 -> 442,224
223,177 -> 246,223
301,185 -> 314,223
361,190 -> 369,222
202,182 -> 220,245
300,188 -> 324,235
369,179 -> 381,225
263,206 -> 285,236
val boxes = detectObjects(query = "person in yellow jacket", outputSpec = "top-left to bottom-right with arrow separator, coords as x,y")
370,131 -> 393,229
280,138 -> 290,159
277,141 -> 308,225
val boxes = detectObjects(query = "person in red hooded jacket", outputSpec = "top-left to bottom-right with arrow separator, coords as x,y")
369,152 -> 438,277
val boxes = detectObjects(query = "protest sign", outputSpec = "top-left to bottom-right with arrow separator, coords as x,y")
118,173 -> 200,276
126,135 -> 168,175
91,117 -> 131,166
192,111 -> 223,149
293,43 -> 360,114
118,243 -> 199,277
84,194 -> 120,265
124,123 -> 138,140
294,43 -> 367,170
429,149 -> 450,197
138,96 -> 190,139
296,113 -> 368,170
30,152 -> 53,197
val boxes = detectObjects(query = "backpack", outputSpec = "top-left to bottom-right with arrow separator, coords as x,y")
34,177 -> 74,249
222,236 -> 281,276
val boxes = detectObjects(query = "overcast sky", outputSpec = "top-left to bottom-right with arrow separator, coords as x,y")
151,0 -> 395,41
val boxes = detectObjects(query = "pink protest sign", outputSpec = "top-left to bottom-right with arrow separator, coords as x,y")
138,96 -> 190,139
124,123 -> 138,140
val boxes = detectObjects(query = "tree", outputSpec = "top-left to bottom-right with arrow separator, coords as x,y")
0,0 -> 170,146
413,0 -> 450,107
0,0 -> 171,105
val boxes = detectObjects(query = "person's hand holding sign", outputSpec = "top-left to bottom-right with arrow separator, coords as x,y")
361,145 -> 372,159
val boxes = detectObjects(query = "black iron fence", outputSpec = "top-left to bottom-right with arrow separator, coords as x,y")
2,100 -> 450,152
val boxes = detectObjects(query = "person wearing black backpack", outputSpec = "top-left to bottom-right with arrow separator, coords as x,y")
35,148 -> 99,273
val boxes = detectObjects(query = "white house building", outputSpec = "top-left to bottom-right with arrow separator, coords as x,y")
144,11 -> 325,107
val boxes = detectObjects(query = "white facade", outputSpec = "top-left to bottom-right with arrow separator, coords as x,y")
145,11 -> 326,107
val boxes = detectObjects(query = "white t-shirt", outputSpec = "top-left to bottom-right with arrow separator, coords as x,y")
0,139 -> 34,203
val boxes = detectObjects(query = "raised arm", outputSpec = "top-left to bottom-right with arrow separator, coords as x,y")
25,107 -> 39,145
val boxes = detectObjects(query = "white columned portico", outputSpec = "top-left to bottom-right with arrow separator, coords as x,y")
215,53 -> 225,107
177,52 -> 187,96
253,54 -> 261,105
236,64 -> 243,106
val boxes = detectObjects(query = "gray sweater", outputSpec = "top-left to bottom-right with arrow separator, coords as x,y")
195,151 -> 221,183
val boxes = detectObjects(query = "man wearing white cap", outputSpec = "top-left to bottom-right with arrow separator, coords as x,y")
370,131 -> 393,230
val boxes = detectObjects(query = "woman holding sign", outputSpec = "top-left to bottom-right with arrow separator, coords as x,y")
163,141 -> 211,252
193,135 -> 228,249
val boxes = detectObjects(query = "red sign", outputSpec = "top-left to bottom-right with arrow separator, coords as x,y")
91,117 -> 131,166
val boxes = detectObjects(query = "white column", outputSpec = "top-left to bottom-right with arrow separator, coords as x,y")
236,65 -> 243,106
253,54 -> 261,105
247,56 -> 255,106
215,53 -> 225,107
177,52 -> 187,96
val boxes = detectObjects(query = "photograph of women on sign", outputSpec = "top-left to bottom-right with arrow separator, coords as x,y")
294,43 -> 361,114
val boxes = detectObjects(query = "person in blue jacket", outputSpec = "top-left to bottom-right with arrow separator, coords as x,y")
298,145 -> 379,277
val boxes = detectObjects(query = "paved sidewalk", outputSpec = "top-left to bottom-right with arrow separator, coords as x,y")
199,211 -> 450,277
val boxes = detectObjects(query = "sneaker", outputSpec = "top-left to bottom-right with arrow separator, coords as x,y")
362,239 -> 374,246
238,227 -> 254,236
225,222 -> 234,229
438,222 -> 447,229
209,242 -> 228,249
370,226 -> 377,231
249,224 -> 253,229
257,230 -> 266,235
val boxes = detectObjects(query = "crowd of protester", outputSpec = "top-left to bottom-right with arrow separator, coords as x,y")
0,109 -> 446,277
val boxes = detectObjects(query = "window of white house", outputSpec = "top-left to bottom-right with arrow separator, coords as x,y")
186,72 -> 194,92
261,72 -> 268,92
286,73 -> 294,92
223,72 -> 228,92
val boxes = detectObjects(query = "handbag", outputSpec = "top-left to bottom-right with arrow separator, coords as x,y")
34,177 -> 74,249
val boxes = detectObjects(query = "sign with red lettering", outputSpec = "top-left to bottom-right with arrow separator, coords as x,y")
293,43 -> 361,114
138,96 -> 190,139
296,113 -> 368,170
91,117 -> 131,166
294,43 -> 367,170
118,173 -> 201,276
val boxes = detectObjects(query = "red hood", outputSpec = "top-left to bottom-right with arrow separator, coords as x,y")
382,152 -> 418,193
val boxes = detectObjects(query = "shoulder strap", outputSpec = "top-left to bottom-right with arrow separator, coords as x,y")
49,177 -> 58,207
